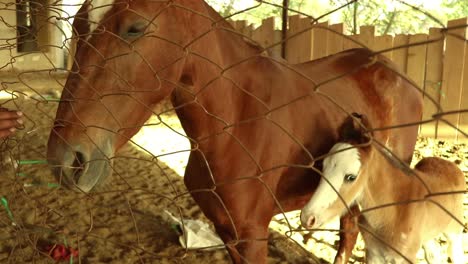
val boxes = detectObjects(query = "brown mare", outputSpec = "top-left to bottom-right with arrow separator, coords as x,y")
47,1 -> 423,263
301,114 -> 466,263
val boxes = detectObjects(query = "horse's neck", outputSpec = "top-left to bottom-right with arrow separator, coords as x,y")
189,1 -> 263,67
172,2 -> 274,141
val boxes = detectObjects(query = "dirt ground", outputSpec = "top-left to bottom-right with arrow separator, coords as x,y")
0,73 -> 466,263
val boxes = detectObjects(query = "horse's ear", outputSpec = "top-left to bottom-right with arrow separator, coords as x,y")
339,114 -> 361,142
74,2 -> 91,37
357,113 -> 372,135
339,113 -> 372,143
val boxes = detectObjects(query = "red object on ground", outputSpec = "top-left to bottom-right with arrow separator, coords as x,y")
46,244 -> 79,261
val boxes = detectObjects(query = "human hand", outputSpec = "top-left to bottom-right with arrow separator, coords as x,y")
0,108 -> 23,139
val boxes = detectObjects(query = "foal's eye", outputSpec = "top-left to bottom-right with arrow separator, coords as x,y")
344,174 -> 357,182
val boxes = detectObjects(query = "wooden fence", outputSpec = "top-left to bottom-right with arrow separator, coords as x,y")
231,16 -> 468,141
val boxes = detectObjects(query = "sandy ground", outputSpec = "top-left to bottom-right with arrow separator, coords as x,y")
0,72 -> 466,263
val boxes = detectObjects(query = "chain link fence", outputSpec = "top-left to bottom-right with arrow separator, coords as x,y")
0,0 -> 467,263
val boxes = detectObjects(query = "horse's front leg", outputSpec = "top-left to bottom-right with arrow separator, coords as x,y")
215,223 -> 270,264
334,205 -> 360,264
185,173 -> 273,263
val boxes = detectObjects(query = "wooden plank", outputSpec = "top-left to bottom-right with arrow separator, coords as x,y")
439,18 -> 468,139
392,34 -> 409,73
252,18 -> 273,48
286,15 -> 299,63
271,30 -> 283,59
327,23 -> 344,55
420,28 -> 444,138
252,17 -> 282,58
243,24 -> 254,38
312,21 -> 329,60
373,35 -> 393,60
227,19 -> 236,28
286,15 -> 313,64
235,20 -> 247,34
359,26 -> 375,50
406,34 -> 428,89
459,23 -> 468,140
298,16 -> 314,62
343,34 -> 360,51
406,34 -> 428,137
286,15 -> 301,63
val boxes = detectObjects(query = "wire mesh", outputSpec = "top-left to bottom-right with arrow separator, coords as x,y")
0,0 -> 467,263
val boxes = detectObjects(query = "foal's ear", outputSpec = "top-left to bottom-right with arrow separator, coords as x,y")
339,113 -> 372,143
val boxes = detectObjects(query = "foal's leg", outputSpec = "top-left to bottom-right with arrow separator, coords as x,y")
334,205 -> 360,264
445,233 -> 465,264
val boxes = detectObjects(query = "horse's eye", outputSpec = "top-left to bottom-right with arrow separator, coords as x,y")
124,22 -> 147,38
344,174 -> 357,182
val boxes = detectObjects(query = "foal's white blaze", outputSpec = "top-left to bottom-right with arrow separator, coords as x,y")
87,0 -> 115,36
301,143 -> 361,227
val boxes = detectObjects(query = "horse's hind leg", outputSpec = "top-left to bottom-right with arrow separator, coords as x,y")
445,233 -> 465,264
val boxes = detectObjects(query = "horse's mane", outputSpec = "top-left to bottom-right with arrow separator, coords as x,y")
202,1 -> 265,53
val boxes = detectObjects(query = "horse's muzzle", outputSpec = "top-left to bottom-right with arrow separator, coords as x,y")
47,135 -> 113,193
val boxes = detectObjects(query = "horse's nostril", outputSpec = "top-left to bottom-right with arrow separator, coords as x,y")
71,151 -> 86,183
307,216 -> 316,228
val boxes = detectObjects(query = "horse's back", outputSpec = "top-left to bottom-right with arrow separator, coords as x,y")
294,48 -> 422,119
415,157 -> 466,189
293,48 -> 376,83
295,48 -> 422,162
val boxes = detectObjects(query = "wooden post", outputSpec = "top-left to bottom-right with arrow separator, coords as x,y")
281,0 -> 289,59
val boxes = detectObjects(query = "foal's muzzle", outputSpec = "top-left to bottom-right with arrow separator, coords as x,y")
300,211 -> 321,229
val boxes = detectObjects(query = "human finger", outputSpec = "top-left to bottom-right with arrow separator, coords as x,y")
0,110 -> 22,121
0,128 -> 15,139
0,119 -> 22,131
